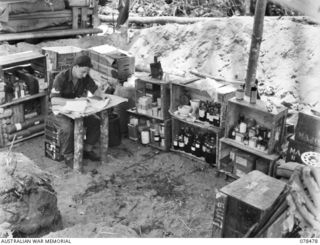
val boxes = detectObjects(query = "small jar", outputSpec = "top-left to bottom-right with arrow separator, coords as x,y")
141,130 -> 150,145
239,122 -> 247,134
236,88 -> 244,101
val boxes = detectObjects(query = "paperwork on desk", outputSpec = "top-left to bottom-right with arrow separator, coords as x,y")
52,94 -> 128,119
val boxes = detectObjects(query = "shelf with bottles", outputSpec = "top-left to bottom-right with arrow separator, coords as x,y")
0,51 -> 48,147
169,79 -> 236,131
217,138 -> 279,180
224,97 -> 288,155
171,117 -> 223,166
127,114 -> 171,151
134,73 -> 170,121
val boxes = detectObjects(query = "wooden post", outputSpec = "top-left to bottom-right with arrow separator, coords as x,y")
74,118 -> 84,172
81,7 -> 88,28
100,109 -> 109,164
72,7 -> 80,29
245,0 -> 267,96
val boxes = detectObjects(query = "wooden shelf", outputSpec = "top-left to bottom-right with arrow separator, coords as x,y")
169,110 -> 222,134
136,74 -> 170,85
228,97 -> 287,119
220,137 -> 279,161
0,92 -> 47,108
5,131 -> 44,147
127,108 -> 164,121
0,51 -> 45,67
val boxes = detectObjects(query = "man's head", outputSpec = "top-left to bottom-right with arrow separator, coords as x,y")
72,55 -> 92,79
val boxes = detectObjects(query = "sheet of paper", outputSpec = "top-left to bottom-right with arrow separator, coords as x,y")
63,100 -> 88,113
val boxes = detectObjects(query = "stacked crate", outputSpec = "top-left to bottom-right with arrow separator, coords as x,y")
88,44 -> 135,87
44,115 -> 63,161
42,46 -> 85,94
286,111 -> 320,163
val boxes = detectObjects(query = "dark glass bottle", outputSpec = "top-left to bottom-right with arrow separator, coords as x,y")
184,127 -> 193,153
190,134 -> 197,156
195,134 -> 202,157
205,136 -> 216,166
178,127 -> 185,150
207,104 -> 215,125
213,103 -> 221,127
173,134 -> 179,150
198,101 -> 207,121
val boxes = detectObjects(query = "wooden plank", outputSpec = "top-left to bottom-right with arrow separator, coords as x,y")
81,7 -> 89,28
4,131 -> 44,148
0,51 -> 45,67
211,191 -> 228,238
9,10 -> 72,20
169,111 -> 222,134
74,118 -> 84,173
220,137 -> 279,161
0,92 -> 47,109
100,109 -> 109,164
0,28 -> 102,42
72,7 -> 80,29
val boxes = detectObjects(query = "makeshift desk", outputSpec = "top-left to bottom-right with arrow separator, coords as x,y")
53,94 -> 127,172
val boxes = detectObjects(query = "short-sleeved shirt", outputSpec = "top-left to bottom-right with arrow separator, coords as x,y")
50,68 -> 98,99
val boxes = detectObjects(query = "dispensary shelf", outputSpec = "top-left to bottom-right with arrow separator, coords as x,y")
220,137 -> 279,161
0,92 -> 47,108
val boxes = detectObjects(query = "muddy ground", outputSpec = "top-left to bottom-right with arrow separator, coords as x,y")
1,136 -> 227,238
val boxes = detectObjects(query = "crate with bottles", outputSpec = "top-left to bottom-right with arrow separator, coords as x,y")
169,78 -> 236,131
171,118 -> 223,166
224,97 -> 288,155
127,115 -> 171,151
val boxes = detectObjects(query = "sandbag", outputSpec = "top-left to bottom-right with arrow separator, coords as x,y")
0,152 -> 61,237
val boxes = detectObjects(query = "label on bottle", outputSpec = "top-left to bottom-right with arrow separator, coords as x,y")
184,137 -> 189,145
15,123 -> 22,131
173,140 -> 178,146
199,109 -> 205,118
202,145 -> 207,152
191,146 -> 196,152
207,114 -> 214,122
195,143 -> 200,148
179,142 -> 185,148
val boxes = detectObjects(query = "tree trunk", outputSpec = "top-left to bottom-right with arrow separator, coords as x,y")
245,0 -> 267,96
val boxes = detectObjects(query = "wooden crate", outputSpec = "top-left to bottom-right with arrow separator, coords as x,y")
88,45 -> 135,81
134,75 -> 170,121
0,51 -> 48,147
224,97 -> 288,154
220,171 -> 287,238
295,111 -> 320,148
286,135 -> 320,163
171,116 -> 223,165
89,69 -> 119,89
170,79 -> 235,129
42,46 -> 84,71
218,137 -> 279,178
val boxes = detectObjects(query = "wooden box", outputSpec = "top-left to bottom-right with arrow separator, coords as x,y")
89,69 -> 119,89
224,97 -> 288,154
0,51 -> 48,147
171,116 -> 223,164
170,79 -> 235,129
88,45 -> 135,81
220,171 -> 286,237
42,46 -> 84,72
295,111 -> 320,148
134,75 -> 170,121
218,138 -> 279,178
68,0 -> 94,7
286,136 -> 320,163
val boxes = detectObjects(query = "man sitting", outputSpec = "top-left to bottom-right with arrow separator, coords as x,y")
50,55 -> 103,167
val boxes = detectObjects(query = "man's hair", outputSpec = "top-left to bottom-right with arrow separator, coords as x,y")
74,55 -> 93,68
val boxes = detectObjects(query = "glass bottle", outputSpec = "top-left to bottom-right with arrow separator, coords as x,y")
173,134 -> 179,150
205,136 -> 216,166
198,101 -> 207,121
184,127 -> 193,153
178,127 -> 185,150
207,104 -> 215,125
195,134 -> 202,157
